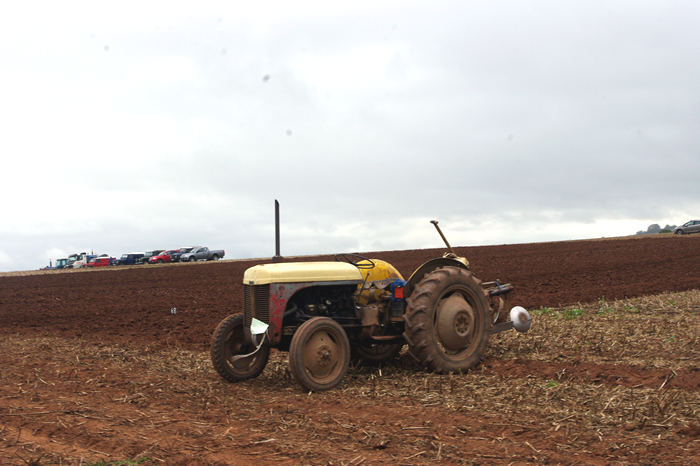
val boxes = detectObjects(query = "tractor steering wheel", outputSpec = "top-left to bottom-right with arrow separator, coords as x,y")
334,253 -> 375,270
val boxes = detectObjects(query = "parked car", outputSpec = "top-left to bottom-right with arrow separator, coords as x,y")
170,247 -> 195,263
138,250 -> 165,264
87,256 -> 115,267
179,246 -> 226,262
148,249 -> 180,264
114,253 -> 145,266
674,220 -> 700,235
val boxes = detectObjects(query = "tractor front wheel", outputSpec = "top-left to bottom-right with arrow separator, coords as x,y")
403,267 -> 491,374
210,314 -> 269,382
288,317 -> 350,391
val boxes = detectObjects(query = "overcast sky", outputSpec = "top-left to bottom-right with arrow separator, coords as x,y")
1,1 -> 699,272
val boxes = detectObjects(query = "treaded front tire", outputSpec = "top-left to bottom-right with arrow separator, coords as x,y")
210,314 -> 269,382
403,267 -> 491,373
288,317 -> 350,392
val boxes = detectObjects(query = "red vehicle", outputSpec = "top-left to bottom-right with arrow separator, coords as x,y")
86,256 -> 115,267
148,249 -> 180,264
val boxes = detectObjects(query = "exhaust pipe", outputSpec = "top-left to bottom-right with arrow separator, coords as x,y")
272,199 -> 283,263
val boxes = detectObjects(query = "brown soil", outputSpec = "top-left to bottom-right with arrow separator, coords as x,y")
1,234 -> 700,464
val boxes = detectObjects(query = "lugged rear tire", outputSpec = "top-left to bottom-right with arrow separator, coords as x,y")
210,314 -> 269,382
403,267 -> 491,374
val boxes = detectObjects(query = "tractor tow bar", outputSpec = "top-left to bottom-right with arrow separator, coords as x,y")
484,281 -> 514,297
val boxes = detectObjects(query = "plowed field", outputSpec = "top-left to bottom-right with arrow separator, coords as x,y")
1,234 -> 699,465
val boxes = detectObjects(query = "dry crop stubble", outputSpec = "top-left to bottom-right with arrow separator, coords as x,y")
2,290 -> 700,464
497,290 -> 700,371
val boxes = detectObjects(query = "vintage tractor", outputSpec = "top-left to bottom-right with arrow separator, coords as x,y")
210,220 -> 531,391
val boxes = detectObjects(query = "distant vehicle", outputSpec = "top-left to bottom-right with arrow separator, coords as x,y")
114,253 -> 145,266
674,220 -> 700,235
138,250 -> 165,264
65,253 -> 83,268
87,256 -> 115,267
170,247 -> 195,263
76,256 -> 99,268
55,258 -> 69,269
65,252 -> 96,269
148,249 -> 180,264
41,257 -> 70,270
179,246 -> 226,262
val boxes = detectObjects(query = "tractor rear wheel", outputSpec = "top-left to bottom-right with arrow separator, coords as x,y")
210,314 -> 269,382
403,267 -> 491,374
352,343 -> 403,365
288,317 -> 350,391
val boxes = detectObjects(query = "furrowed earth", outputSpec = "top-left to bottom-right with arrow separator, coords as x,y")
1,234 -> 699,465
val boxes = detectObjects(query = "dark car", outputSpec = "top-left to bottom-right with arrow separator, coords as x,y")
170,247 -> 195,263
138,250 -> 165,264
148,249 -> 180,264
674,220 -> 700,235
114,253 -> 145,266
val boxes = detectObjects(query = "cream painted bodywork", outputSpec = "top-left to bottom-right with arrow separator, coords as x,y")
243,262 -> 363,285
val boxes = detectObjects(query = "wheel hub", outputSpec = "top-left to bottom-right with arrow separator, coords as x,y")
435,293 -> 475,351
315,344 -> 332,367
303,331 -> 339,379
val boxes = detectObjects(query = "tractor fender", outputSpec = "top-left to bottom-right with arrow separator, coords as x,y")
403,257 -> 470,298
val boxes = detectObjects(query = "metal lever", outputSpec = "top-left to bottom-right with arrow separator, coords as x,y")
430,220 -> 456,255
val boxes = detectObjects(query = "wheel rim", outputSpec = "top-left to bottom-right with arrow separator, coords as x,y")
433,288 -> 483,358
223,324 -> 259,371
302,328 -> 343,382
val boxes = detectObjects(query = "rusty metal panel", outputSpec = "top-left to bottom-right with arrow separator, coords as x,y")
243,284 -> 270,329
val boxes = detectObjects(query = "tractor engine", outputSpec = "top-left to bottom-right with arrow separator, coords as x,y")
285,284 -> 357,320
282,259 -> 405,340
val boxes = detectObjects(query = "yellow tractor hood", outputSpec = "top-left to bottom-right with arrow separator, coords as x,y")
243,262 -> 364,285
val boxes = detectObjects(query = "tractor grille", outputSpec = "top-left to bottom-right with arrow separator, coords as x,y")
243,284 -> 270,327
